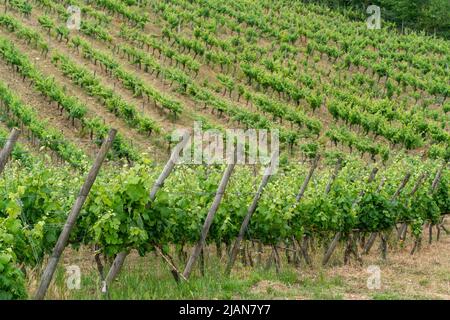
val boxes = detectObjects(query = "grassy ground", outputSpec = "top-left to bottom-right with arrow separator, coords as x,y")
26,223 -> 450,300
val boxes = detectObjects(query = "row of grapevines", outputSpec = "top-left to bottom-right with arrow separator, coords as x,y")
119,24 -> 201,75
108,22 -> 314,145
326,126 -> 390,161
327,99 -> 424,150
2,154 -> 448,260
0,35 -> 138,162
330,88 -> 450,146
0,14 -> 48,54
156,1 -> 446,127
51,52 -> 161,136
5,0 -> 32,16
0,151 -> 448,299
0,126 -> 32,165
94,0 -> 149,27
0,81 -> 87,167
69,36 -> 183,117
31,11 -> 188,119
88,0 -> 447,157
59,0 -> 112,25
0,158 -> 83,299
215,72 -> 322,135
66,26 -> 295,141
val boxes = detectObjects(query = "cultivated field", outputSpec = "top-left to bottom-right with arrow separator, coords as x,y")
0,0 -> 448,300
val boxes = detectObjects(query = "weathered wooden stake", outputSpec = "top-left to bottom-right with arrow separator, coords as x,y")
428,224 -> 433,244
325,157 -> 342,194
34,129 -> 117,300
273,245 -> 281,273
226,152 -> 277,275
246,242 -> 254,267
364,172 -> 411,255
296,154 -> 320,202
411,162 -> 447,254
104,250 -> 129,290
292,237 -> 301,266
323,165 -> 377,266
257,242 -> 263,265
200,247 -> 206,276
265,248 -> 275,270
183,160 -> 236,279
323,233 -> 342,266
431,161 -> 447,191
363,233 -> 378,254
392,172 -> 412,200
376,177 -> 386,192
397,172 -> 428,240
148,133 -> 190,202
291,155 -> 320,263
300,237 -> 311,265
0,128 -> 20,174
380,233 -> 388,260
436,224 -> 441,242
104,133 -> 190,289
154,246 -> 187,282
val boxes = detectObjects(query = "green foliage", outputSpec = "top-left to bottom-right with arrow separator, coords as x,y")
314,0 -> 450,39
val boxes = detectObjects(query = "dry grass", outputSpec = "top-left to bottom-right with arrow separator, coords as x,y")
26,221 -> 450,300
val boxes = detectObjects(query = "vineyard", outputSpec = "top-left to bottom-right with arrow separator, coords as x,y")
0,0 -> 449,300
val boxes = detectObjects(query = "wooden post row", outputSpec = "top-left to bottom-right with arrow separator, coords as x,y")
229,153 -> 321,273
0,128 -> 20,174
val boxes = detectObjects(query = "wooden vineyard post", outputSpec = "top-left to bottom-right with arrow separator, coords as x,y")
0,128 -> 20,174
325,157 -> 342,194
154,245 -> 187,282
148,132 -> 190,202
363,172 -> 412,255
391,173 -> 412,200
34,129 -> 117,300
382,172 -> 412,258
296,154 -> 320,202
183,160 -> 236,280
226,152 -> 278,275
321,158 -> 345,266
293,154 -> 320,265
362,168 -> 379,197
104,133 -> 190,289
322,168 -> 378,266
104,251 -> 128,290
397,172 -> 428,240
411,161 -> 448,253
256,154 -> 319,270
360,175 -> 386,252
410,172 -> 428,196
431,161 -> 446,191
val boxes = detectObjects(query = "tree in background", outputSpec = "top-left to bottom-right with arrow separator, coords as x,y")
309,0 -> 450,38
420,0 -> 450,36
